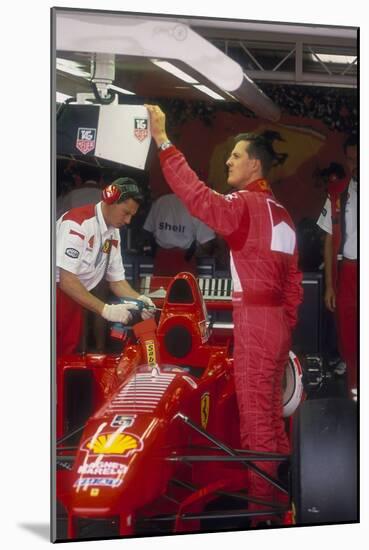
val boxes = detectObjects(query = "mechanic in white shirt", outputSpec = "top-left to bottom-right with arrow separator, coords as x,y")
316,135 -> 357,397
57,164 -> 110,352
317,179 -> 357,259
56,177 -> 154,356
143,193 -> 216,275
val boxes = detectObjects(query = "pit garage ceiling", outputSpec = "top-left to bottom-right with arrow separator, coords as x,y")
193,20 -> 357,88
55,10 -> 358,108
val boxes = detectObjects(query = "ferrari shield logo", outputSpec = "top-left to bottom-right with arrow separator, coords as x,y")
134,118 -> 148,142
201,392 -> 210,429
102,239 -> 112,254
76,127 -> 96,155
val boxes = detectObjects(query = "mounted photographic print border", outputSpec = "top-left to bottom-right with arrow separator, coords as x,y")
51,5 -> 358,544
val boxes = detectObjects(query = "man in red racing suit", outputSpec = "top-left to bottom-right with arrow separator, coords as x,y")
146,105 -> 303,524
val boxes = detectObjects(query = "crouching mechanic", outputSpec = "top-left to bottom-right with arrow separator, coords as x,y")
145,104 -> 303,525
56,177 -> 155,356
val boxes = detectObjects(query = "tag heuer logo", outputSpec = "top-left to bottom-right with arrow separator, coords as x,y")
76,127 -> 96,155
134,118 -> 148,142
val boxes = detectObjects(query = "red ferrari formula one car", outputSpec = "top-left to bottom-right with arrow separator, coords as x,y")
55,272 -> 357,541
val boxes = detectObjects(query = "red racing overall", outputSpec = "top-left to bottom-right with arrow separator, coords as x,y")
328,177 -> 357,393
159,146 -> 303,514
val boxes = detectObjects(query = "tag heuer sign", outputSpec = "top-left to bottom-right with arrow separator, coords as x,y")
134,118 -> 148,142
76,127 -> 97,155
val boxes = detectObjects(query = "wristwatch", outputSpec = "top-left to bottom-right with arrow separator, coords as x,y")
158,140 -> 173,151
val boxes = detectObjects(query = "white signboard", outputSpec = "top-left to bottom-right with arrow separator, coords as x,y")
95,104 -> 151,169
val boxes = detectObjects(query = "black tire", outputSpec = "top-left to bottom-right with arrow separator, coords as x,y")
292,398 -> 357,525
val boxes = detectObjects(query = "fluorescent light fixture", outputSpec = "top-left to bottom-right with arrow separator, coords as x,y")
151,59 -> 198,84
57,15 -> 281,121
193,84 -> 225,100
108,84 -> 135,95
56,58 -> 90,78
314,54 -> 357,64
56,92 -> 73,103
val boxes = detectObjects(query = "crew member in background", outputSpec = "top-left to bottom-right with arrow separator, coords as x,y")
145,104 -> 303,526
317,135 -> 358,398
57,164 -> 103,218
143,192 -> 216,275
56,177 -> 155,356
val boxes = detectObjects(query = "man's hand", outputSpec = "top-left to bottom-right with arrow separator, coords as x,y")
144,104 -> 169,147
324,287 -> 336,312
137,294 -> 156,320
102,303 -> 138,324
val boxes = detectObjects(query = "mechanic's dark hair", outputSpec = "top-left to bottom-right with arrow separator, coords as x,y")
343,134 -> 357,154
234,131 -> 287,177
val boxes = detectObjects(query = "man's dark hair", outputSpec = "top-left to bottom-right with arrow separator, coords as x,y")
343,134 -> 357,154
234,131 -> 287,177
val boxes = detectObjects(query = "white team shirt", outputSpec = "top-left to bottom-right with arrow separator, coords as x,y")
143,194 -> 215,249
317,178 -> 357,259
56,201 -> 125,291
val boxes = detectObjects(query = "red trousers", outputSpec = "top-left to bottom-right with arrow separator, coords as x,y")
232,303 -> 291,515
336,260 -> 357,393
154,247 -> 197,276
56,287 -> 83,356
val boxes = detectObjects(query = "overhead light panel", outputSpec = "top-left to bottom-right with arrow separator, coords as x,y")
151,59 -> 198,84
152,59 -> 225,100
193,85 -> 225,100
312,54 -> 357,64
56,58 -> 90,78
108,84 -> 135,95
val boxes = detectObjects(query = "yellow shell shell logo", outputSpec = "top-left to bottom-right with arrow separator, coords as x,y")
87,433 -> 139,455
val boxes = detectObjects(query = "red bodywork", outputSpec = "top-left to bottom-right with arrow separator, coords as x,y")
56,273 -> 295,539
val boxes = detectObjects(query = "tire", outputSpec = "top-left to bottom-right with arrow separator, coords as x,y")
292,398 -> 357,524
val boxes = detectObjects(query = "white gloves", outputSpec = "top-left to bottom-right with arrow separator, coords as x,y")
102,303 -> 138,324
102,296 -> 155,324
137,295 -> 156,319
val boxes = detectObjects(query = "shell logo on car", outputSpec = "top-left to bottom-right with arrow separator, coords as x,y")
84,432 -> 143,457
